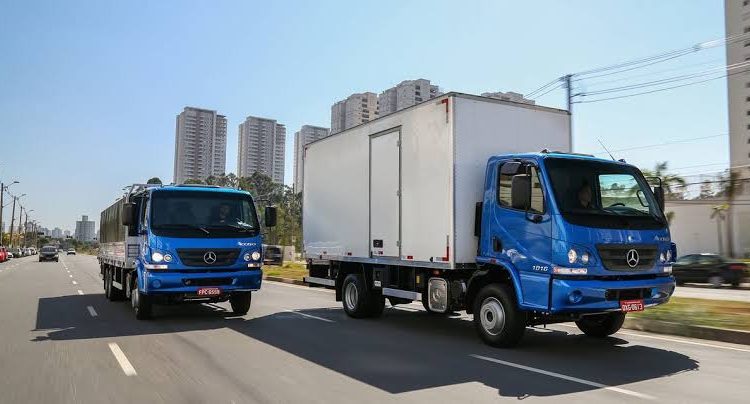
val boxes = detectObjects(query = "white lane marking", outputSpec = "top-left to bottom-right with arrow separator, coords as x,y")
108,343 -> 137,376
471,354 -> 654,400
284,309 -> 334,323
69,274 -> 73,278
266,280 -> 335,294
87,306 -> 98,317
556,324 -> 750,353
72,280 -> 78,285
77,290 -> 84,295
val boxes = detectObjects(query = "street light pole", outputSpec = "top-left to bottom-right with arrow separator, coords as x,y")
0,181 -> 19,247
24,209 -> 33,248
9,197 -> 16,248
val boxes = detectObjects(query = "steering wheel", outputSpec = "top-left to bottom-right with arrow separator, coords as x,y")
608,203 -> 626,207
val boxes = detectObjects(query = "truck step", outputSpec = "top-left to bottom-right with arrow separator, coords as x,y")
304,276 -> 335,287
382,287 -> 421,301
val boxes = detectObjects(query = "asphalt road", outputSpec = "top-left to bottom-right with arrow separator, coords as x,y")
1,255 -> 749,403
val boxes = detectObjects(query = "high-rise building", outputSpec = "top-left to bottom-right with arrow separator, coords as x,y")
293,125 -> 330,193
51,227 -> 63,239
237,116 -> 286,183
481,91 -> 536,105
173,107 -> 227,184
377,79 -> 442,116
64,230 -> 71,238
74,215 -> 96,242
726,0 -> 750,184
330,92 -> 378,134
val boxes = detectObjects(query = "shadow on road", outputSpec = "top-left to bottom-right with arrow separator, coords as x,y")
33,294 -> 699,399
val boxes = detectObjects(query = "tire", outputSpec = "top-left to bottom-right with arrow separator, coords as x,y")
342,273 -> 379,318
708,275 -> 723,288
473,284 -> 526,347
575,312 -> 626,338
131,277 -> 152,320
230,292 -> 252,315
105,268 -> 125,301
368,291 -> 385,318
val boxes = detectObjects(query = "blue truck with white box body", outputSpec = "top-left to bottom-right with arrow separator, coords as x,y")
98,184 -> 276,319
303,93 -> 676,347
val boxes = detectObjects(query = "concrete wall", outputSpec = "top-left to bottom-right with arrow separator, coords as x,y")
666,199 -> 750,258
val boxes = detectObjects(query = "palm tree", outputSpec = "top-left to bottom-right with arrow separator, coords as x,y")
640,162 -> 686,199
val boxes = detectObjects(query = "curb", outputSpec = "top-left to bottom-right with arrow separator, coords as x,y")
263,276 -> 306,286
623,317 -> 750,345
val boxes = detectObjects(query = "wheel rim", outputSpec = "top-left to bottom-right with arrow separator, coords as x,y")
479,297 -> 506,336
344,282 -> 358,311
709,276 -> 722,287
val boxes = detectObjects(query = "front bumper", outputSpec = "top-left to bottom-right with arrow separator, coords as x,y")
142,269 -> 262,295
549,275 -> 675,313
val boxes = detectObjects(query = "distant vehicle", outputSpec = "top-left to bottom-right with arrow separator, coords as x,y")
39,246 -> 59,262
97,183 -> 277,319
673,254 -> 748,288
0,246 -> 7,262
303,92 -> 676,347
6,252 -> 13,259
66,249 -> 76,255
10,248 -> 22,258
263,245 -> 283,266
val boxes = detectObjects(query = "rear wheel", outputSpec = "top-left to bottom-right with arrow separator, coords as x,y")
342,274 -> 383,318
575,312 -> 626,338
131,277 -> 152,320
230,292 -> 252,315
473,284 -> 526,347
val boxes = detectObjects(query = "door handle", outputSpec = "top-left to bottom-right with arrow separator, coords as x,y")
492,237 -> 502,252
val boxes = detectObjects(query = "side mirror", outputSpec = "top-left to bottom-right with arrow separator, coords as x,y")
121,203 -> 135,226
653,186 -> 665,212
265,206 -> 277,227
511,174 -> 531,210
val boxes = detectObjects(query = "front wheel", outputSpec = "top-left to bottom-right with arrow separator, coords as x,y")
575,312 -> 625,338
473,284 -> 526,347
131,278 -> 152,320
230,292 -> 252,315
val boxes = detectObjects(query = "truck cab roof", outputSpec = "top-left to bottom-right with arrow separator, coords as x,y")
489,151 -> 632,167
148,185 -> 252,197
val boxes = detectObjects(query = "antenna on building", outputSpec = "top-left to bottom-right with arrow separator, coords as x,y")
597,138 -> 616,161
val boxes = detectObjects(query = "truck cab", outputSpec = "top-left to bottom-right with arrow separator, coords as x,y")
471,152 -> 675,344
101,184 -> 276,319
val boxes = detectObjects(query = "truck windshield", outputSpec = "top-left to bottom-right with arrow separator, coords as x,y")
544,157 -> 666,230
150,191 -> 259,238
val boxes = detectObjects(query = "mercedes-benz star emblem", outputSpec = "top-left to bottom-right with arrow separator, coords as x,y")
626,249 -> 640,268
203,251 -> 217,264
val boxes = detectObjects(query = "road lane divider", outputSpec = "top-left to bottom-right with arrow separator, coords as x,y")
87,306 -> 98,317
72,280 -> 78,285
77,290 -> 84,295
108,343 -> 137,376
470,354 -> 655,400
284,309 -> 335,323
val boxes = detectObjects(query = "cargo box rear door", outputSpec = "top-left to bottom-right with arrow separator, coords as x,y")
369,130 -> 401,257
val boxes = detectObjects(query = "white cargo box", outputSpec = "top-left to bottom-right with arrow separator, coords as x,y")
303,93 -> 570,268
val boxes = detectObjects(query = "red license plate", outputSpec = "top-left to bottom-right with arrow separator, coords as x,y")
620,299 -> 644,312
197,287 -> 221,296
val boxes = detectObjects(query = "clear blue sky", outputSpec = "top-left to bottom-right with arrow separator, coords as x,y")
0,0 -> 728,232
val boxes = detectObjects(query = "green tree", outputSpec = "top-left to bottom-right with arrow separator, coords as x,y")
146,177 -> 163,185
183,178 -> 204,185
640,162 -> 686,199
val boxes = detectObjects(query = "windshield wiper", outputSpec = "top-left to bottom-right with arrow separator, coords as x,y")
206,223 -> 256,232
154,224 -> 210,235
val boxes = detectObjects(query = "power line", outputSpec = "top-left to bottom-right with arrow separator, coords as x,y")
530,82 -> 565,100
587,133 -> 727,155
572,67 -> 748,104
525,77 -> 563,98
581,58 -> 725,88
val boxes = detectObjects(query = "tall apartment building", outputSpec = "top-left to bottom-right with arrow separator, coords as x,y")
237,116 -> 286,183
330,92 -> 378,134
173,107 -> 227,184
293,125 -> 330,193
74,215 -> 96,242
481,91 -> 536,105
377,79 -> 441,116
726,1 -> 750,182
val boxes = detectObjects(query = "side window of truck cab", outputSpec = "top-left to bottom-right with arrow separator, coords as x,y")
497,162 -> 545,214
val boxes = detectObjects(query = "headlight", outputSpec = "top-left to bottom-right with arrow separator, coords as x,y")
580,252 -> 590,265
151,252 -> 164,263
567,249 -> 578,264
243,253 -> 251,261
659,252 -> 666,263
164,254 -> 173,262
666,250 -> 672,262
251,251 -> 261,261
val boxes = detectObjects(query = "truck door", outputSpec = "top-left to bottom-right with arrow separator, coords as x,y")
369,130 -> 401,258
487,161 -> 552,310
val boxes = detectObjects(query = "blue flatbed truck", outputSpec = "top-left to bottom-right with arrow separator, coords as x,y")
302,93 -> 676,347
98,184 -> 276,319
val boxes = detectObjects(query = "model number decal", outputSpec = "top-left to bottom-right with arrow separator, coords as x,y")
532,265 -> 549,272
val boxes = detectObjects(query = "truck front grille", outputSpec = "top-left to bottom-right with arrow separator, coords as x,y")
605,288 -> 653,301
596,244 -> 657,271
176,248 -> 240,267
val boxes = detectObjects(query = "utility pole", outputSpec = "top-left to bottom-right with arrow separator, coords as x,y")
23,211 -> 28,248
564,74 -> 574,149
0,183 -> 4,245
9,197 -> 16,248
